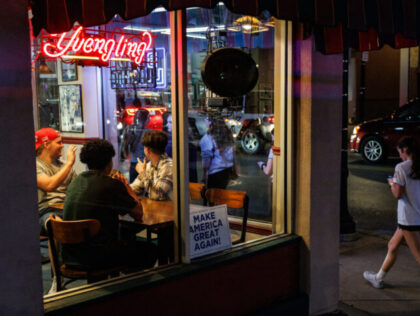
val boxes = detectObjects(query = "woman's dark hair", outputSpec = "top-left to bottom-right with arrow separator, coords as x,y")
207,117 -> 233,152
80,139 -> 115,170
133,109 -> 149,128
141,130 -> 168,155
398,136 -> 420,179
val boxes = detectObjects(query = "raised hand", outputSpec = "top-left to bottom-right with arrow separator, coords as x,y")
66,145 -> 77,165
135,157 -> 147,175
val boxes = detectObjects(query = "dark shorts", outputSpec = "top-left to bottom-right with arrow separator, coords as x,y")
207,167 -> 232,190
398,224 -> 420,231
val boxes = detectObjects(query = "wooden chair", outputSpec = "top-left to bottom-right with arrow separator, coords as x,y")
189,182 -> 206,205
205,188 -> 249,244
45,214 -> 122,292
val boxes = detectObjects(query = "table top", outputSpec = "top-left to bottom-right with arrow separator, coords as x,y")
51,198 -> 209,227
135,197 -> 174,227
51,199 -> 175,227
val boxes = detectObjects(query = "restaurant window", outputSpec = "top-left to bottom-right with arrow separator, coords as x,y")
32,9 -> 177,296
186,5 -> 278,243
32,4 -> 291,301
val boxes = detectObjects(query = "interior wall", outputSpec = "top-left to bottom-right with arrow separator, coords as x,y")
294,36 -> 342,315
0,1 -> 43,315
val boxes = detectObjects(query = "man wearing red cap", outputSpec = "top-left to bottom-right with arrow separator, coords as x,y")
35,128 -> 77,235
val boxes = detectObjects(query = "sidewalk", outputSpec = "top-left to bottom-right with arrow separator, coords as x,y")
338,231 -> 420,315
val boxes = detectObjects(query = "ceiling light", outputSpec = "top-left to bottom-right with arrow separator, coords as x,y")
227,16 -> 269,34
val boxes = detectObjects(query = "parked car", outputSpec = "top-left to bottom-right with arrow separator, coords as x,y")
350,99 -> 420,163
232,114 -> 274,155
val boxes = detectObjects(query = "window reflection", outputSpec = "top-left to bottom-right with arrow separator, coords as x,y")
187,7 -> 275,225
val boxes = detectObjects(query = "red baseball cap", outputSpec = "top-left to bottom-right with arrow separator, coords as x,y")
35,128 -> 60,150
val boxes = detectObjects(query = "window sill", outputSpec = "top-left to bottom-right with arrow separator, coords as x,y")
44,234 -> 300,314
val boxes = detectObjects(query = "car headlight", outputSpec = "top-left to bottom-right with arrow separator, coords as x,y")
352,125 -> 360,135
117,122 -> 123,130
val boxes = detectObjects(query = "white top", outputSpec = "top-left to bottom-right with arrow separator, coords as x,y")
200,134 -> 234,175
393,160 -> 420,226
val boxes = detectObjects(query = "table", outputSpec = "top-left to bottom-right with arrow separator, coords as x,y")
119,197 -> 175,265
51,199 -> 176,265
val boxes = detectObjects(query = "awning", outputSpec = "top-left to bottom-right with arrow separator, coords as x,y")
30,0 -> 420,54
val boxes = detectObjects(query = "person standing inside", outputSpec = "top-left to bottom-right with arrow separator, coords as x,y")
131,130 -> 173,201
35,128 -> 77,235
162,111 -> 198,182
363,136 -> 420,288
62,139 -> 156,270
122,109 -> 150,182
200,116 -> 236,189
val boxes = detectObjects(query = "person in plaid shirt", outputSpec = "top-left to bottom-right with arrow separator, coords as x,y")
130,130 -> 173,201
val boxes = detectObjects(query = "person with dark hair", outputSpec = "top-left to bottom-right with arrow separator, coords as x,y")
162,112 -> 198,182
363,136 -> 420,289
130,130 -> 173,201
62,139 -> 156,271
35,128 -> 77,235
257,128 -> 275,178
121,109 -> 150,182
200,116 -> 236,189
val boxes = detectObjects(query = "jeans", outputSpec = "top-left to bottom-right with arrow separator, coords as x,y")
39,208 -> 63,236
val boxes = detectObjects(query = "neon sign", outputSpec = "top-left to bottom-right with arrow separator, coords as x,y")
41,26 -> 153,66
110,47 -> 167,90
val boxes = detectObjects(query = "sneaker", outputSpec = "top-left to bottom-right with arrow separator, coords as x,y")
363,271 -> 384,289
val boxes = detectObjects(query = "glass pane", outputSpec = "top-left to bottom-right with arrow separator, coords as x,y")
32,8 -> 176,297
186,5 -> 276,243
35,60 -> 60,129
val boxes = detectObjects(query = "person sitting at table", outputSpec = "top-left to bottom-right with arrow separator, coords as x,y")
62,139 -> 157,270
130,130 -> 173,201
35,128 -> 77,235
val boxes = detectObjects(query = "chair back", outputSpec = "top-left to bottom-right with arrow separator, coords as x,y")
205,188 -> 249,244
45,214 -> 102,292
48,214 -> 101,244
189,182 -> 206,204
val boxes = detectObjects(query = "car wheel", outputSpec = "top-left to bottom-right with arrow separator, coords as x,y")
361,136 -> 386,163
241,130 -> 260,154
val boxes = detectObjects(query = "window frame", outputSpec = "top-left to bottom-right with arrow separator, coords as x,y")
41,8 -> 294,304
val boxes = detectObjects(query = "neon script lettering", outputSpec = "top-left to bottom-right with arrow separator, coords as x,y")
42,26 -> 153,65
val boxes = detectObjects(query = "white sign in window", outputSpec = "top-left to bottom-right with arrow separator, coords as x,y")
189,204 -> 232,259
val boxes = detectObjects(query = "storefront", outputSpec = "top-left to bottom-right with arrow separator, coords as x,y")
1,1 -> 418,315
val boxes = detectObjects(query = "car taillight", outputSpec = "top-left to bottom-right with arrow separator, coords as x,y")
126,108 -> 138,116
267,116 -> 274,123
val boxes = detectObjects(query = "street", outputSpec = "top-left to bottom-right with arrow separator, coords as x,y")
227,150 -> 272,222
348,151 -> 400,235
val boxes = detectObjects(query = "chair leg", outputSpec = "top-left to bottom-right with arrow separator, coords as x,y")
47,241 -> 62,291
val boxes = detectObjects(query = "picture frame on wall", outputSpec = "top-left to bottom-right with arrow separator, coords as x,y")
61,61 -> 78,82
59,84 -> 84,133
259,83 -> 272,100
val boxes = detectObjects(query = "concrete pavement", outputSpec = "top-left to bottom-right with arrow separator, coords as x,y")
338,231 -> 420,315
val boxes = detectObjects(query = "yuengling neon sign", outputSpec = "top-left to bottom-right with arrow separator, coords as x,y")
42,26 -> 153,66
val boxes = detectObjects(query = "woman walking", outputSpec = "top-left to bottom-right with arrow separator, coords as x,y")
363,136 -> 420,288
200,116 -> 236,189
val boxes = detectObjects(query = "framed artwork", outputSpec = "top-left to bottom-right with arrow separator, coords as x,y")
61,62 -> 78,82
259,83 -> 272,100
59,85 -> 84,133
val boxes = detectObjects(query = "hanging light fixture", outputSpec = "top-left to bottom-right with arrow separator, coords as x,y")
227,16 -> 269,34
264,16 -> 276,28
